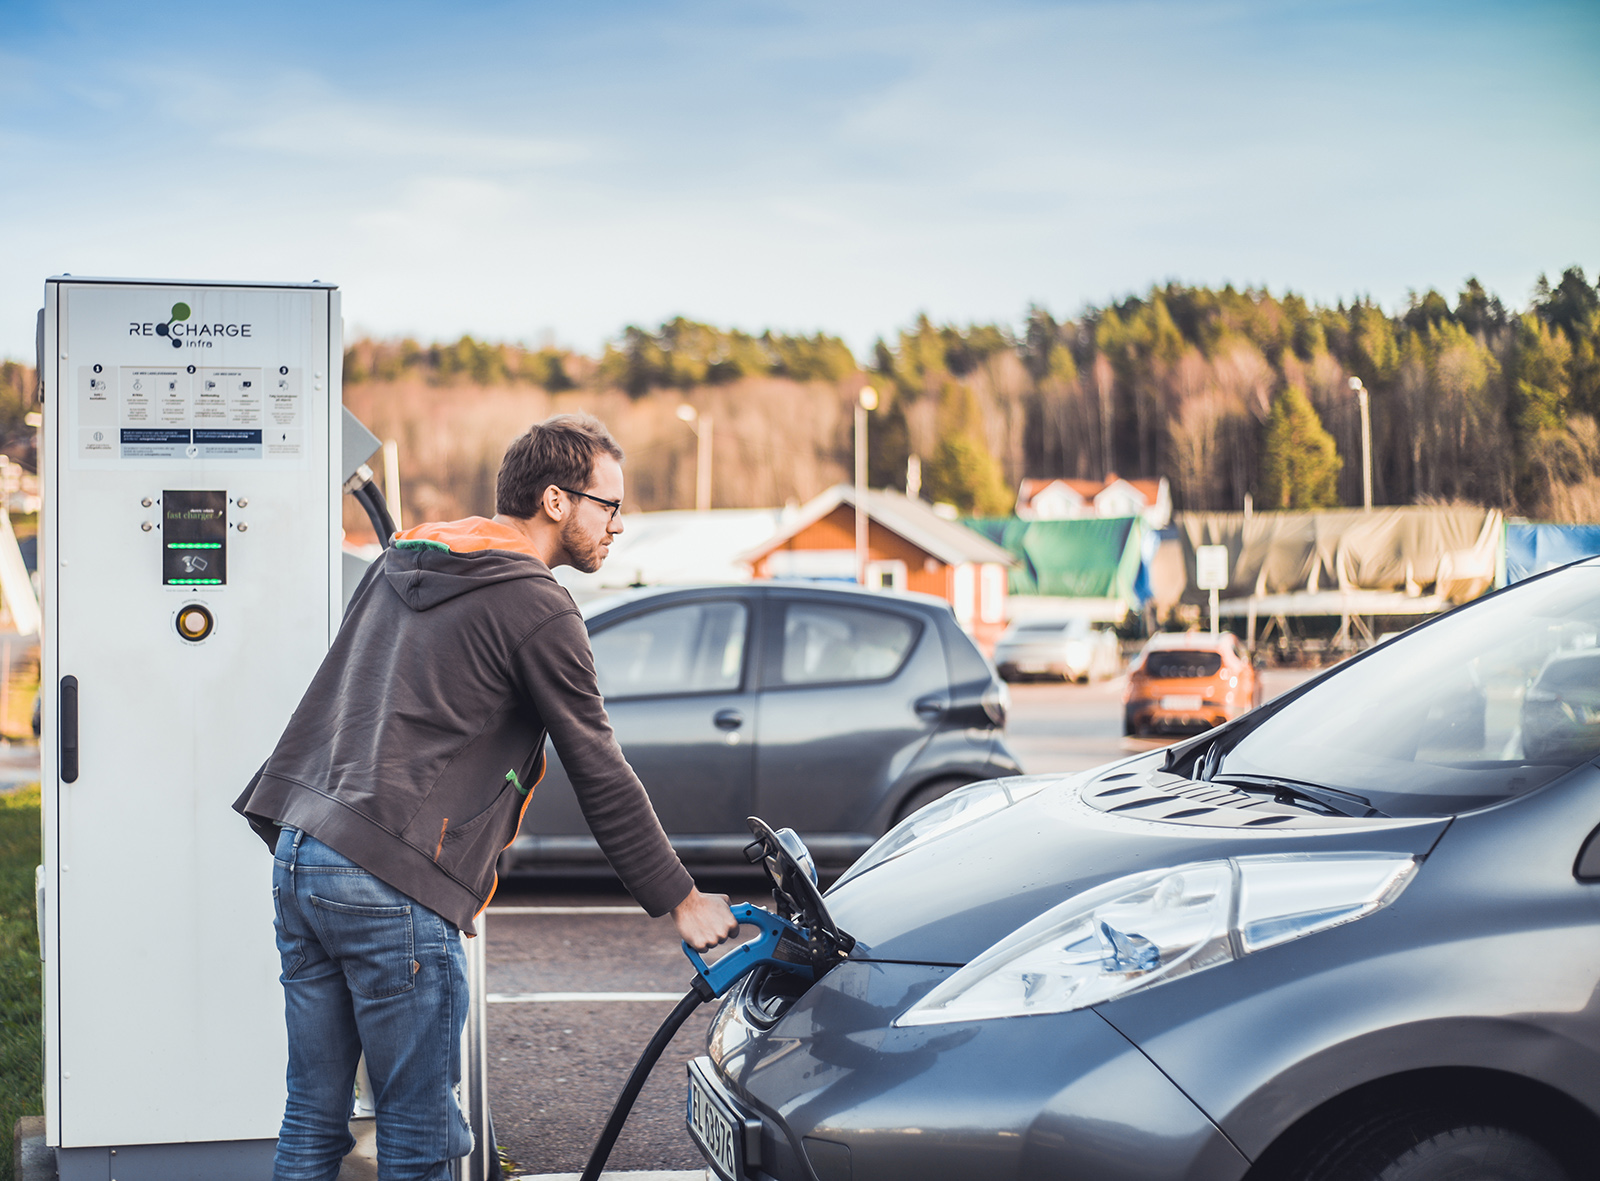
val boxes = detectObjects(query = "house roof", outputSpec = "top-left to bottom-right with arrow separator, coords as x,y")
739,485 -> 1016,568
1018,474 -> 1164,510
555,508 -> 786,594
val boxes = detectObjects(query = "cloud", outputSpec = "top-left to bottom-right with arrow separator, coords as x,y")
0,0 -> 1595,358
222,98 -> 593,169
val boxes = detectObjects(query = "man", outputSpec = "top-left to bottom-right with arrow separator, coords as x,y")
235,413 -> 738,1181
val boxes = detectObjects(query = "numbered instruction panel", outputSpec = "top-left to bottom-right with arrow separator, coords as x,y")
65,285 -> 318,469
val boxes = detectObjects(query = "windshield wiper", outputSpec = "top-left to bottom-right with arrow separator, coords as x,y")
1211,774 -> 1388,819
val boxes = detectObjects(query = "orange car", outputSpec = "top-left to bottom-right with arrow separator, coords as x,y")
1123,631 -> 1261,737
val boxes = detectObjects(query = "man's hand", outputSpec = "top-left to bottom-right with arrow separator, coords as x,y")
672,887 -> 739,951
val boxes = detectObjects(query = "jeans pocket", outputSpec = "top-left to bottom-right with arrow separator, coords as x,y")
271,885 -> 307,981
308,894 -> 416,999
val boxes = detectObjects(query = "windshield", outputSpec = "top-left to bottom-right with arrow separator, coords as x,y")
1217,565 -> 1600,817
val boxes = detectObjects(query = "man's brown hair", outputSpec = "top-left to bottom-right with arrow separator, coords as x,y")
496,414 -> 625,519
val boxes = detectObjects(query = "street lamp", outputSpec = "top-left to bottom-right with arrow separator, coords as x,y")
855,386 -> 878,586
675,403 -> 713,512
1348,376 -> 1372,511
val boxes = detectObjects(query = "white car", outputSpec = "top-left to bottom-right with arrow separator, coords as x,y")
992,617 -> 1122,683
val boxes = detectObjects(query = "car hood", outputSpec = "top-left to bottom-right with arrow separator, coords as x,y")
823,760 -> 1450,965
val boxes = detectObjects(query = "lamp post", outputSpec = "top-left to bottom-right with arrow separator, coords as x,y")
1349,376 -> 1372,511
855,386 -> 878,586
675,403 -> 713,512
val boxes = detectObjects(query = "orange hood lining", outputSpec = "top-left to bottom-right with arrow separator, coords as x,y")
393,517 -> 541,559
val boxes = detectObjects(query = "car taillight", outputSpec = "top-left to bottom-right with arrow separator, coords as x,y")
982,680 -> 1009,727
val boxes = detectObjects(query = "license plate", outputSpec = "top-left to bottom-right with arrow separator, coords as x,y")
687,1059 -> 746,1180
1019,662 -> 1053,673
1161,695 -> 1203,710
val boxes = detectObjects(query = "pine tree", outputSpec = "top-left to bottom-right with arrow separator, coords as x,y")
1259,385 -> 1343,509
923,383 -> 1013,515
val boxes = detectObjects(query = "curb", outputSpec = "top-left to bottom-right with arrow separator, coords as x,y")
12,1117 -> 709,1181
12,1117 -> 48,1181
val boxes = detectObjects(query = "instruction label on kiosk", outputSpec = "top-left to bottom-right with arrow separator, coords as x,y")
64,285 -> 308,469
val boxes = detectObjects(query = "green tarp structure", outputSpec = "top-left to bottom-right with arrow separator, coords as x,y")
964,516 -> 1145,600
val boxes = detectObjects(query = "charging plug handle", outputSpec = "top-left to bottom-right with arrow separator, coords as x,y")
682,902 -> 813,999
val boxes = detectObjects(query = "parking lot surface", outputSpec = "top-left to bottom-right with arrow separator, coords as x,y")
485,669 -> 1319,1175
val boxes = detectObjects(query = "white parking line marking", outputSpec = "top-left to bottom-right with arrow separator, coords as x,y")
488,992 -> 685,1004
515,1164 -> 710,1171
487,906 -> 648,915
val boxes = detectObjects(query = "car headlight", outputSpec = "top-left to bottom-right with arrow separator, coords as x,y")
895,853 -> 1418,1026
834,775 -> 1060,887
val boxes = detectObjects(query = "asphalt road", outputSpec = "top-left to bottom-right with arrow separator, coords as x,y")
484,668 -> 1321,1176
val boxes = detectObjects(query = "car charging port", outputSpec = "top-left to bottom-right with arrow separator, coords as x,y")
741,963 -> 816,1029
744,817 -> 856,974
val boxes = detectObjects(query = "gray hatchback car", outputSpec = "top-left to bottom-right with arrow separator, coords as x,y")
689,559 -> 1600,1180
501,582 -> 1019,875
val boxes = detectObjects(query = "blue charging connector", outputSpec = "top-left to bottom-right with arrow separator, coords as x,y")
682,902 -> 814,999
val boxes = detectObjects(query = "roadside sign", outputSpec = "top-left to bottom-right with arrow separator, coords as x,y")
1196,545 -> 1229,590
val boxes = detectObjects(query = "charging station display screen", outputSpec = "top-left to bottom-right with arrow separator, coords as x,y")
163,491 -> 227,585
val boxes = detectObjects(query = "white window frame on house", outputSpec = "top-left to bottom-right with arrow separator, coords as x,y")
979,562 -> 1007,624
865,559 -> 908,592
952,562 -> 976,627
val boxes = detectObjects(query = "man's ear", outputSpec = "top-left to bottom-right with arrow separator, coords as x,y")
541,483 -> 568,521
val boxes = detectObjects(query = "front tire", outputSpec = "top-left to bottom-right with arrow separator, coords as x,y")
1286,1111 -> 1569,1181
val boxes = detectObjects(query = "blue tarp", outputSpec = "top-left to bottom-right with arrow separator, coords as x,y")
1503,524 -> 1600,585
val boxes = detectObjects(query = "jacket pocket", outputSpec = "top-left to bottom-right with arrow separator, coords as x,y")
308,895 -> 416,999
434,777 -> 521,893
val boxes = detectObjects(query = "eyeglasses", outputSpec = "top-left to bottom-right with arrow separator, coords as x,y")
557,486 -> 623,522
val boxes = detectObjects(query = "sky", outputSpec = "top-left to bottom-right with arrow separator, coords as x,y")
1,0 -> 1597,361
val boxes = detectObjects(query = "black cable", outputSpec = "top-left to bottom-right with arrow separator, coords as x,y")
486,1106 -> 504,1181
351,480 -> 397,548
579,982 -> 712,1181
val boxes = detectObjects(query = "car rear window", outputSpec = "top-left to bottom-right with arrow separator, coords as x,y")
779,603 -> 917,684
591,601 -> 748,698
1142,651 -> 1222,679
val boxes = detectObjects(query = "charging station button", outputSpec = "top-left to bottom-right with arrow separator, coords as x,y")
176,605 -> 214,643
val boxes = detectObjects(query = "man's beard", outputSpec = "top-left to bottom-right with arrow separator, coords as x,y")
561,515 -> 609,574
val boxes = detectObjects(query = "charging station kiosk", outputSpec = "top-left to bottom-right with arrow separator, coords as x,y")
38,276 -> 497,1181
38,277 -> 343,1179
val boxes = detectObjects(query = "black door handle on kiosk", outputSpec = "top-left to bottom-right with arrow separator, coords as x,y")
60,676 -> 78,783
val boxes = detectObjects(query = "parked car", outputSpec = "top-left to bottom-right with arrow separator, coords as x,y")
1123,630 -> 1259,736
992,617 -> 1121,683
688,558 -> 1600,1181
500,582 -> 1020,875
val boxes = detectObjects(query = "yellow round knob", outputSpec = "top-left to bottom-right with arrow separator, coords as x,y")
176,605 -> 214,642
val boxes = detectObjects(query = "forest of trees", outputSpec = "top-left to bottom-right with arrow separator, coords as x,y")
338,266 -> 1600,526
6,270 -> 1593,530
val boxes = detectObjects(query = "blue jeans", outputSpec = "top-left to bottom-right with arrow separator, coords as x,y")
271,827 -> 473,1181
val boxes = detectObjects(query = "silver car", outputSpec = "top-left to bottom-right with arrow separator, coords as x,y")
690,558 -> 1600,1180
993,617 -> 1121,683
501,582 -> 1021,875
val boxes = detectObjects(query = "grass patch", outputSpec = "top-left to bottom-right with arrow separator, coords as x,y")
0,783 -> 41,1180
0,647 -> 38,744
